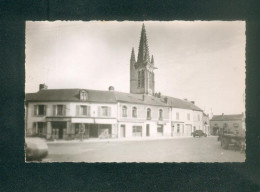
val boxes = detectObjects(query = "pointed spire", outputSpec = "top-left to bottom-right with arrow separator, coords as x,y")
130,47 -> 136,63
151,55 -> 154,65
137,24 -> 150,64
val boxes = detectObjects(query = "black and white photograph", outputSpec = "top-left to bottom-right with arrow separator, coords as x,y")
25,21 -> 246,162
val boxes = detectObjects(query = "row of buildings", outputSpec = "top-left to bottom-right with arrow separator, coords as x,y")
25,85 -> 208,140
25,24 -> 244,140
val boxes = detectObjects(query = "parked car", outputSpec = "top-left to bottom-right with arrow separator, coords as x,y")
192,130 -> 207,138
25,137 -> 48,161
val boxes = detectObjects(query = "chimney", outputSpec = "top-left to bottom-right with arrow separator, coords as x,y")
164,97 -> 168,103
39,84 -> 48,91
184,98 -> 188,101
191,101 -> 195,104
222,113 -> 224,116
108,86 -> 115,91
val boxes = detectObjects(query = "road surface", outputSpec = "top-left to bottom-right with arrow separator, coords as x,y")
43,136 -> 245,162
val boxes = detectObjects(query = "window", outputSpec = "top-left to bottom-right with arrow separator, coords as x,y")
132,107 -> 137,118
187,113 -> 190,120
57,105 -> 64,116
53,105 -> 66,116
176,112 -> 179,120
132,126 -> 142,137
81,106 -> 87,115
80,91 -> 88,100
138,70 -> 145,88
76,105 -> 90,116
98,106 -> 111,117
159,109 -> 163,120
34,105 -> 46,116
147,108 -> 151,120
157,125 -> 163,134
122,106 -> 127,117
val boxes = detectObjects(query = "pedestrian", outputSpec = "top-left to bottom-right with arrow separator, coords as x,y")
80,125 -> 85,141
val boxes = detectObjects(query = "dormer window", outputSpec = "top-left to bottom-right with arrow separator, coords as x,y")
80,90 -> 88,101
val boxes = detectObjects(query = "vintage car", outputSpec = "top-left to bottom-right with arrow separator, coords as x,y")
192,130 -> 207,138
25,137 -> 48,161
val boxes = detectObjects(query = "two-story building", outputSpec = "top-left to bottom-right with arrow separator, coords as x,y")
25,86 -> 118,140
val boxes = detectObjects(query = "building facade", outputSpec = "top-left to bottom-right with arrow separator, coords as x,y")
25,24 -> 205,140
210,113 -> 245,135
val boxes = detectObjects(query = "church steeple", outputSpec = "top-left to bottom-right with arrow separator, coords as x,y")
130,24 -> 156,95
151,55 -> 154,65
137,24 -> 150,64
130,47 -> 136,63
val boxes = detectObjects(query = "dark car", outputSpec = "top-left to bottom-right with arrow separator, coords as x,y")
192,130 -> 207,138
25,137 -> 48,161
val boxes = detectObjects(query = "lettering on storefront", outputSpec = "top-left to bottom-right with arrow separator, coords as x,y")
46,117 -> 71,121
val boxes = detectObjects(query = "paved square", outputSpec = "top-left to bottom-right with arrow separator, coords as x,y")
44,136 -> 245,162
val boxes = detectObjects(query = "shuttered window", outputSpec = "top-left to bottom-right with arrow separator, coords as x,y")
53,105 -> 66,116
33,105 -> 46,116
98,106 -> 111,117
76,105 -> 91,116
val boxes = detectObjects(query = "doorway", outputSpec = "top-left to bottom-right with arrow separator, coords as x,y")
120,125 -> 126,138
52,121 -> 67,139
89,124 -> 99,138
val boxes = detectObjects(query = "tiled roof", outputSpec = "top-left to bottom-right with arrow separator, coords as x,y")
26,89 -> 203,111
210,114 -> 243,121
113,91 -> 168,106
162,96 -> 203,111
26,89 -> 117,103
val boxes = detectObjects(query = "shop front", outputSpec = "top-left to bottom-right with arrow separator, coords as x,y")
46,117 -> 71,140
71,118 -> 117,139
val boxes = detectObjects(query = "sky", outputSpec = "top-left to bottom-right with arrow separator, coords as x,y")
25,21 -> 246,116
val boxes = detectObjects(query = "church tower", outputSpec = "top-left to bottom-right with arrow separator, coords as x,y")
130,24 -> 157,95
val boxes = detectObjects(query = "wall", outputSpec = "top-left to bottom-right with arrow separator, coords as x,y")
170,108 -> 203,136
117,102 -> 170,138
210,120 -> 244,135
26,101 -> 117,136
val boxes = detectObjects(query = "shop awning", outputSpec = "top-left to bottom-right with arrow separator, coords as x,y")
95,118 -> 117,124
71,118 -> 94,123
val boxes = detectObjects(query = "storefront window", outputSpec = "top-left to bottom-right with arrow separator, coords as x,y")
133,126 -> 142,136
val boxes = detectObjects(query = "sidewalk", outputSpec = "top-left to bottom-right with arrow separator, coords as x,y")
46,136 -> 217,144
